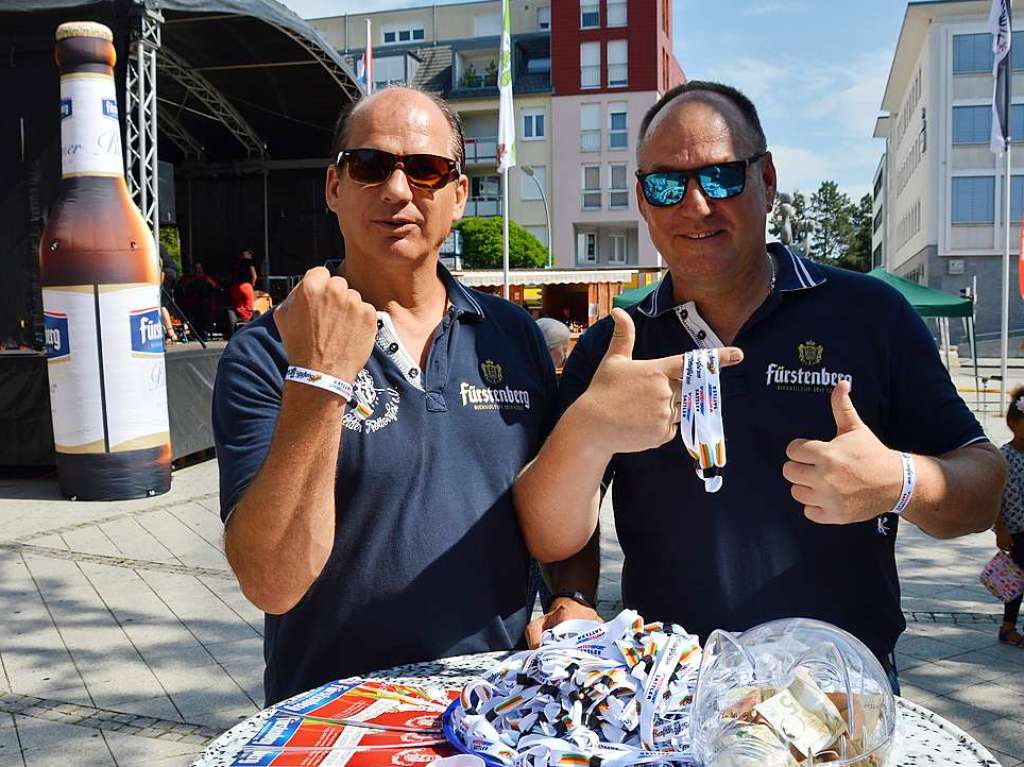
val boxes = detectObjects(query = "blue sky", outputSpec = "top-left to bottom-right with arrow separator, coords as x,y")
282,0 -> 908,202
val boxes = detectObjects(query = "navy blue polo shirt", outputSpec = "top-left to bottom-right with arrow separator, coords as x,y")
213,265 -> 556,705
559,243 -> 986,663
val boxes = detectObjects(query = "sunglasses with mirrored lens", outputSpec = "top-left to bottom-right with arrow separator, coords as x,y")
636,151 -> 767,207
336,148 -> 461,190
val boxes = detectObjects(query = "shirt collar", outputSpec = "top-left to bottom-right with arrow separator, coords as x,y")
636,242 -> 826,318
437,262 -> 485,320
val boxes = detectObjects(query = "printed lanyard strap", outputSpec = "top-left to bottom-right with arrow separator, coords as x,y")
679,349 -> 726,494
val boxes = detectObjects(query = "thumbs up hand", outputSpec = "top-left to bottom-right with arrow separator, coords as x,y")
573,309 -> 743,456
783,380 -> 904,525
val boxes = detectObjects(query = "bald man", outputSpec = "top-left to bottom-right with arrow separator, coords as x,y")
213,87 -> 557,704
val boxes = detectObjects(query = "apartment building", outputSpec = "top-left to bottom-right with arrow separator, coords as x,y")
309,0 -> 684,269
875,0 -> 1024,342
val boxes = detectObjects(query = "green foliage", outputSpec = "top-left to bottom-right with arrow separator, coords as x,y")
460,62 -> 478,88
158,226 -> 182,271
808,180 -> 853,263
780,182 -> 872,273
456,216 -> 548,269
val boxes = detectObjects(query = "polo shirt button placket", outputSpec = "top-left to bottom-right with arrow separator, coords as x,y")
387,342 -> 399,354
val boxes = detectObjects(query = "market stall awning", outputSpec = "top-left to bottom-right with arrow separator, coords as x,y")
455,269 -> 638,288
867,269 -> 973,318
613,281 -> 659,309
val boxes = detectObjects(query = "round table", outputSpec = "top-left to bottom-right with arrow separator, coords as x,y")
190,652 -> 1001,767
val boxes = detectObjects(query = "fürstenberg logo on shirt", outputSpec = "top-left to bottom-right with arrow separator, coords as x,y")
764,340 -> 853,393
460,359 -> 531,411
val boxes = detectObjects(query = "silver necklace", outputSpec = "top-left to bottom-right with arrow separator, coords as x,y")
767,251 -> 777,296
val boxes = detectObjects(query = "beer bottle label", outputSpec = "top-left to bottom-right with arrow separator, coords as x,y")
44,284 -> 170,454
60,72 -> 124,178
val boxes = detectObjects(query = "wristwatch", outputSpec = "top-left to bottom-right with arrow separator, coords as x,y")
551,590 -> 595,609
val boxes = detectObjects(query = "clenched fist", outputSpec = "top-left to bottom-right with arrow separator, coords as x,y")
273,267 -> 378,384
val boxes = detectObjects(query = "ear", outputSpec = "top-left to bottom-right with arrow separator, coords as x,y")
325,164 -> 342,214
450,173 -> 469,223
761,150 -> 777,212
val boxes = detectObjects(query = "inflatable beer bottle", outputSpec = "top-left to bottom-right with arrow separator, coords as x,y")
40,21 -> 171,500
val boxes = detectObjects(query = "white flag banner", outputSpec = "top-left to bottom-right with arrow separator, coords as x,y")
497,0 -> 516,173
990,0 -> 1012,155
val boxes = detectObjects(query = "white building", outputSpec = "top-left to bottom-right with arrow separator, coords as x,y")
875,0 -> 1024,346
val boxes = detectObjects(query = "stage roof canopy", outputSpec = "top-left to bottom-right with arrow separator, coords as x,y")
2,0 -> 362,163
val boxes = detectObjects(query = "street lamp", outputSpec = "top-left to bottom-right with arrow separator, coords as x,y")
521,164 -> 552,268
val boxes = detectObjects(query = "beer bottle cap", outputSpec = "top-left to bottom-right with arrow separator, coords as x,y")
56,21 -> 113,42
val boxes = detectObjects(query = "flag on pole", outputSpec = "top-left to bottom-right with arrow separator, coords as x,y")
357,19 -> 374,94
497,0 -> 516,172
990,0 -> 1012,155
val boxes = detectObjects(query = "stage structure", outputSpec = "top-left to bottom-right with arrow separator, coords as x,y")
0,0 -> 363,466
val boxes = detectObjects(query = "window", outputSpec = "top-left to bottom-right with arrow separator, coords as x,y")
582,165 -> 601,209
580,104 -> 600,151
526,225 -> 548,246
581,2 -> 600,29
537,6 -> 550,31
609,233 -> 627,264
472,175 -> 500,198
609,164 -> 628,208
662,49 -> 669,92
474,14 -> 501,37
1014,103 -> 1024,139
520,166 -> 546,201
1013,175 -> 1024,221
527,57 -> 551,73
607,1 -> 627,27
580,42 -> 600,89
383,25 -> 424,44
953,33 -> 991,73
608,40 -> 628,87
662,0 -> 670,34
373,56 -> 407,89
577,232 -> 598,264
608,104 -> 628,149
523,110 -> 545,140
951,176 -> 994,223
952,105 -> 990,144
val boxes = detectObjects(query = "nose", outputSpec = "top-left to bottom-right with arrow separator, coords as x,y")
676,175 -> 713,218
380,164 -> 414,205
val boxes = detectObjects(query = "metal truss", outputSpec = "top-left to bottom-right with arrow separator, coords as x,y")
125,1 -> 162,242
265,21 -> 364,101
158,109 -> 205,161
156,47 -> 266,158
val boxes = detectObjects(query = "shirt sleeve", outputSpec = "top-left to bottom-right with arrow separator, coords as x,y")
885,295 -> 987,455
211,338 -> 285,524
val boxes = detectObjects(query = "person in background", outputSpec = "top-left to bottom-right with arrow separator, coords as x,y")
996,385 -> 1024,647
229,261 -> 257,324
238,248 -> 258,287
536,317 -> 570,370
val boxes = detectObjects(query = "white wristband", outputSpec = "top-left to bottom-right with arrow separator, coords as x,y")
285,365 -> 354,401
890,451 -> 916,516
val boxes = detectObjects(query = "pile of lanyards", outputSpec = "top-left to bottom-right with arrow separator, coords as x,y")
450,611 -> 703,767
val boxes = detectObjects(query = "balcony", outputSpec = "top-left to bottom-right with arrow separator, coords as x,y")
464,136 -> 497,165
465,196 -> 502,217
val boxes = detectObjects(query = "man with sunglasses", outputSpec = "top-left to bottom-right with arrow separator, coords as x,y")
515,81 -> 1004,687
213,87 -> 557,705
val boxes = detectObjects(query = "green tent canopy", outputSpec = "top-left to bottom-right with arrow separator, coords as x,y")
867,268 -> 973,318
613,281 -> 659,309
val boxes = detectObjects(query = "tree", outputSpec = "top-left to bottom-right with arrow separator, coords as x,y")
457,216 -> 548,269
807,181 -> 853,263
836,193 -> 873,273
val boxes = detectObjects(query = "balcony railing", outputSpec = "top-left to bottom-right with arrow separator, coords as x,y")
465,137 -> 498,164
459,73 -> 499,89
580,65 -> 600,89
580,130 -> 601,152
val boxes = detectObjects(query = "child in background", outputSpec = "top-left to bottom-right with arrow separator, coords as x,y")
996,385 -> 1024,646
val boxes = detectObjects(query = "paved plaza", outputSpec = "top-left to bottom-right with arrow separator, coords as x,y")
0,395 -> 1023,765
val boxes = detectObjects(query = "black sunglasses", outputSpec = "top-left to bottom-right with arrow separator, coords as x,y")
636,151 -> 767,207
336,148 -> 461,191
